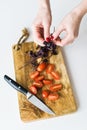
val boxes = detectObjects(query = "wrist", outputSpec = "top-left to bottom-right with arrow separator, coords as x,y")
38,0 -> 51,10
73,1 -> 87,19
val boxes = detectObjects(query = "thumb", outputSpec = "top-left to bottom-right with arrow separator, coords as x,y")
53,25 -> 64,39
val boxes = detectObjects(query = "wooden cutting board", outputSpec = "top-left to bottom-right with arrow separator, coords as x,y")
12,41 -> 77,122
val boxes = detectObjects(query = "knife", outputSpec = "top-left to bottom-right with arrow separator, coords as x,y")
4,75 -> 55,115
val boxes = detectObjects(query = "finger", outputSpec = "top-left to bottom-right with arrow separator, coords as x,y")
53,27 -> 75,46
34,38 -> 45,46
61,33 -> 75,46
44,25 -> 50,40
53,37 -> 63,47
53,25 -> 65,39
32,26 -> 45,46
54,35 -> 73,47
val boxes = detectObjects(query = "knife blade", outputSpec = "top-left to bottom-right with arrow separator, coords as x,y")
4,75 -> 55,115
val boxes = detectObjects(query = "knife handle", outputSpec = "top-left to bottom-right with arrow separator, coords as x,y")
4,75 -> 28,96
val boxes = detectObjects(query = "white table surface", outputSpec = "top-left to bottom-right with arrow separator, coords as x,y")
0,0 -> 87,129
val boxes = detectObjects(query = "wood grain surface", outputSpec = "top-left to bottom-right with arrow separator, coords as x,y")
12,42 -> 77,122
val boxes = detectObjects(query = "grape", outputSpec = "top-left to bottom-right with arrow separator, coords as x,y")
29,41 -> 58,67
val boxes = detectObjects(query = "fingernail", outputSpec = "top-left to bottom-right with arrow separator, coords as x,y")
46,37 -> 51,42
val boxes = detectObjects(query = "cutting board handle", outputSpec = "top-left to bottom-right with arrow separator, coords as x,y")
14,28 -> 29,50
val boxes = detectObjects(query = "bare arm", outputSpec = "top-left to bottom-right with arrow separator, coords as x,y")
32,0 -> 51,46
38,0 -> 51,10
53,0 -> 87,46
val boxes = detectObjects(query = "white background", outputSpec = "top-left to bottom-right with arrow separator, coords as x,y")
0,0 -> 87,129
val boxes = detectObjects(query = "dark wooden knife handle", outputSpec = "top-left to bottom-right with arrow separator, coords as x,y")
4,75 -> 28,96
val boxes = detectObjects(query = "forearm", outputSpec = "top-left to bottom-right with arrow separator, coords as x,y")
81,0 -> 87,13
38,0 -> 51,11
73,0 -> 87,18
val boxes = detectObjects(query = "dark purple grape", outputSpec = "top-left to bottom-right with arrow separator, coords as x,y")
36,50 -> 45,57
52,50 -> 58,55
43,41 -> 48,46
29,51 -> 37,57
43,53 -> 48,57
29,50 -> 33,55
43,59 -> 48,63
30,60 -> 38,67
29,40 -> 58,67
52,43 -> 56,49
41,47 -> 48,52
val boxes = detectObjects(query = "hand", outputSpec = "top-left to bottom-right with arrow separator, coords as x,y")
53,10 -> 83,46
32,7 -> 52,46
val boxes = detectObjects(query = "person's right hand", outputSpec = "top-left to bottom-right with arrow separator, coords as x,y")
53,1 -> 87,46
53,11 -> 83,46
32,7 -> 52,46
